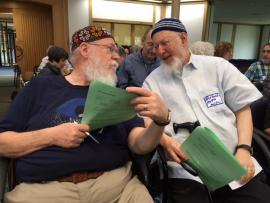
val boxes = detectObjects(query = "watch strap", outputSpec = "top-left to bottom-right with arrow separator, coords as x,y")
235,144 -> 253,155
153,109 -> 171,126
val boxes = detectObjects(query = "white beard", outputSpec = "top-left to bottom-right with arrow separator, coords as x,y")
85,55 -> 118,86
161,56 -> 183,76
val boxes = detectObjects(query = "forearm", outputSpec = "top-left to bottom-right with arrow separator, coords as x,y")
126,86 -> 170,154
234,106 -> 255,183
0,128 -> 53,157
128,121 -> 164,154
160,132 -> 171,146
235,105 -> 253,146
0,123 -> 90,157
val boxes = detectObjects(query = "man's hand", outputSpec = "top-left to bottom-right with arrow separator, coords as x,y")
49,123 -> 90,148
126,87 -> 169,124
160,134 -> 187,163
235,148 -> 255,184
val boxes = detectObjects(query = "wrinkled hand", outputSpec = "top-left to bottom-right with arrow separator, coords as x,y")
161,135 -> 187,163
49,122 -> 90,148
235,149 -> 255,184
126,87 -> 169,124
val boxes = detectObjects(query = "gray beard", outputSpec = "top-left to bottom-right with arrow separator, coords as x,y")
85,60 -> 118,86
161,56 -> 183,76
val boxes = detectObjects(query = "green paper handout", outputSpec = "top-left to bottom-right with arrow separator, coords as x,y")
81,81 -> 137,130
181,127 -> 248,191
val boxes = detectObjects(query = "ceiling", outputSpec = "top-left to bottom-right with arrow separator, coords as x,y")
1,0 -> 270,25
135,0 -> 270,25
213,0 -> 270,25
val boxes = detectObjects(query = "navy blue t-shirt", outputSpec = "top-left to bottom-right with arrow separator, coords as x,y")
0,76 -> 144,183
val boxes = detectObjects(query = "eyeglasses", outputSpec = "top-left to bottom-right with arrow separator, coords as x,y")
154,40 -> 173,51
90,43 -> 119,54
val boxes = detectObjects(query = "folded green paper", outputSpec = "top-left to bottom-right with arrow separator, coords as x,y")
181,127 -> 247,191
81,81 -> 137,130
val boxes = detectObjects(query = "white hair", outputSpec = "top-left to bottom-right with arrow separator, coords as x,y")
161,56 -> 183,76
85,52 -> 118,86
190,41 -> 214,56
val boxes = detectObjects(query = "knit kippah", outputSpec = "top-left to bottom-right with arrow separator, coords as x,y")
151,18 -> 187,38
71,25 -> 113,51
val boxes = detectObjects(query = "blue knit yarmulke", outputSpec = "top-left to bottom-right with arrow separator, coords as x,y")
151,18 -> 187,38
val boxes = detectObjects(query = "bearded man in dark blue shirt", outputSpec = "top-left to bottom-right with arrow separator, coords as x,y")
0,25 -> 170,203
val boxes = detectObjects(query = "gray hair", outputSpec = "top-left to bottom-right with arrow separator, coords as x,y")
190,41 -> 214,56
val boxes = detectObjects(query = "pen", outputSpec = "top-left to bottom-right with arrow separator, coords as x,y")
85,131 -> 100,144
73,121 -> 100,144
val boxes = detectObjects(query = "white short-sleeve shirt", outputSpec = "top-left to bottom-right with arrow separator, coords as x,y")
143,54 -> 262,180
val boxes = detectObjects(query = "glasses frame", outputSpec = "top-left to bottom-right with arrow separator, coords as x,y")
89,43 -> 119,54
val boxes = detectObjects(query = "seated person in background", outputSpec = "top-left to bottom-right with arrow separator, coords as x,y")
144,17 -> 270,203
190,41 -> 214,56
38,46 -> 69,76
129,45 -> 141,54
117,28 -> 160,88
117,45 -> 127,67
0,25 -> 170,203
122,45 -> 130,56
37,45 -> 53,73
214,41 -> 233,60
61,59 -> 73,76
245,43 -> 270,86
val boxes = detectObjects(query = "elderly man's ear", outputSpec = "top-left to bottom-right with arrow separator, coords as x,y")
178,33 -> 188,44
79,42 -> 92,58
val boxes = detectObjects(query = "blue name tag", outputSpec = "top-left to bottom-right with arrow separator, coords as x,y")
203,93 -> 223,108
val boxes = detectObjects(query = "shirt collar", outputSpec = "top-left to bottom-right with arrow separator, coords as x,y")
184,53 -> 199,70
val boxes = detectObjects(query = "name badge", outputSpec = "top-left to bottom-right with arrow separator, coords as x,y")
203,93 -> 223,108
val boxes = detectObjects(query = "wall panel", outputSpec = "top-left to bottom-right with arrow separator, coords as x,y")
234,25 -> 260,59
13,6 -> 53,78
220,24 -> 233,42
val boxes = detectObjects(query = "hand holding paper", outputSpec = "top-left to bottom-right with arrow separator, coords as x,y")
181,127 -> 247,191
127,86 -> 169,125
81,81 -> 170,130
235,148 -> 255,184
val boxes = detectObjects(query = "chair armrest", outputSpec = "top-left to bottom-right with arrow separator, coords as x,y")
254,128 -> 270,143
0,158 -> 9,202
253,128 -> 270,168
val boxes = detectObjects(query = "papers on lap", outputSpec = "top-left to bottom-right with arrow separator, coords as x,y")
81,81 -> 137,130
181,127 -> 247,191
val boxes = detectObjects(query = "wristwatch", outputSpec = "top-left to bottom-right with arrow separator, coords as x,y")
153,109 -> 171,126
235,144 -> 253,155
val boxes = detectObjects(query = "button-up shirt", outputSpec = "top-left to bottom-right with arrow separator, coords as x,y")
117,51 -> 160,88
143,54 -> 262,180
245,60 -> 270,84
